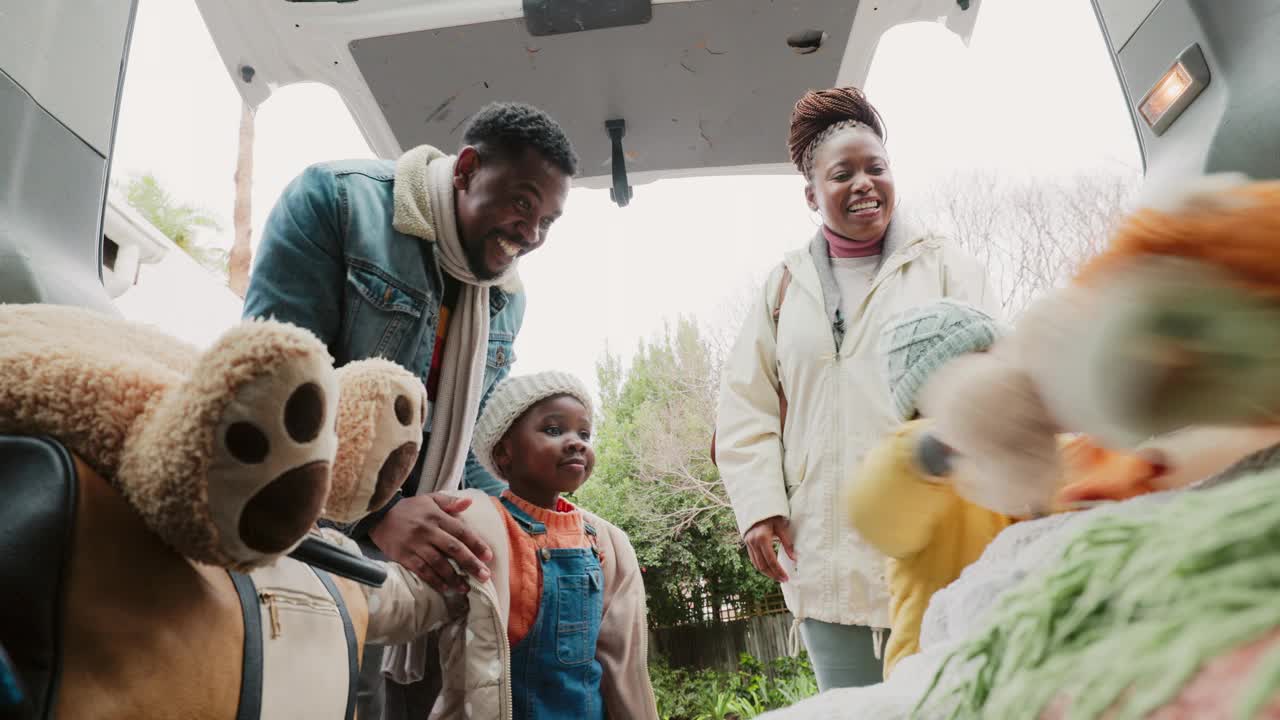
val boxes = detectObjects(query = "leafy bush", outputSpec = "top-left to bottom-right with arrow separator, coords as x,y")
573,320 -> 775,628
650,652 -> 819,720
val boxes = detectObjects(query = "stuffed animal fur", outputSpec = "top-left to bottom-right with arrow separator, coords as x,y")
0,303 -> 424,568
0,303 -> 428,719
919,175 -> 1280,514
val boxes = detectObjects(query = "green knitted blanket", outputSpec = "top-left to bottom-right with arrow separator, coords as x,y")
916,462 -> 1280,719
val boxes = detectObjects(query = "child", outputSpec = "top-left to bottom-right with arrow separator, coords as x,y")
843,300 -> 1013,680
844,301 -> 1185,680
348,371 -> 658,720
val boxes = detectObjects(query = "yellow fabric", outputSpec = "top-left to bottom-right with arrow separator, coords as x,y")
844,420 -> 1015,678
845,422 -> 1220,678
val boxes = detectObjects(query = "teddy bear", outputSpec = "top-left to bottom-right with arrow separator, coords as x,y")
0,303 -> 427,719
917,174 -> 1280,515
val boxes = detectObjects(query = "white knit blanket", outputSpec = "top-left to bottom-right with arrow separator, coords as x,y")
760,487 -> 1198,718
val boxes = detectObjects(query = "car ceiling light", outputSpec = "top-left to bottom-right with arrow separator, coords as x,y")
1138,44 -> 1211,136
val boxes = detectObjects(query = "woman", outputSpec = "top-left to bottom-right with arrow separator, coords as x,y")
715,87 -> 998,691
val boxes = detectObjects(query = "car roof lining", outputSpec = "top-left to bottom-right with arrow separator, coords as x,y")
349,0 -> 860,183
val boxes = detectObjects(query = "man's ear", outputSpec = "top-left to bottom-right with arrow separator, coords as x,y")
804,182 -> 818,211
455,146 -> 481,191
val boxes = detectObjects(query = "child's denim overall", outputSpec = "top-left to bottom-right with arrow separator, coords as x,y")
500,497 -> 605,720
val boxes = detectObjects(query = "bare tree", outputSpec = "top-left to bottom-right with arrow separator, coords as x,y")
228,101 -> 256,298
624,318 -> 730,533
921,170 -> 1139,318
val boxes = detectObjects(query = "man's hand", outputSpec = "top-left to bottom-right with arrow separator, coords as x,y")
369,493 -> 494,594
743,515 -> 796,583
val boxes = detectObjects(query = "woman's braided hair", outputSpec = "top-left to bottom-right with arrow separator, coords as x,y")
787,87 -> 887,177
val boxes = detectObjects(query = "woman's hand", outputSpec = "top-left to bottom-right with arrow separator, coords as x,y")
743,515 -> 796,583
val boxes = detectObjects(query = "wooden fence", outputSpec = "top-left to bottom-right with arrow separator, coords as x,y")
649,611 -> 798,673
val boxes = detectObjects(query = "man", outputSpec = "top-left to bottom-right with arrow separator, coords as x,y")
242,101 -> 576,717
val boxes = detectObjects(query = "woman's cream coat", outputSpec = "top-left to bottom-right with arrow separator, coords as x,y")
716,218 -> 999,627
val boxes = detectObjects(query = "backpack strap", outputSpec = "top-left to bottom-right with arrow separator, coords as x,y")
771,266 -> 791,437
771,266 -> 793,325
311,569 -> 358,720
711,264 -> 792,468
228,571 -> 263,720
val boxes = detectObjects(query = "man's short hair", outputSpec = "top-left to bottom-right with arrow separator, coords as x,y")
461,102 -> 578,177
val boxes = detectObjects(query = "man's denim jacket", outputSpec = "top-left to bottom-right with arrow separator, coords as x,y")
243,160 -> 519,534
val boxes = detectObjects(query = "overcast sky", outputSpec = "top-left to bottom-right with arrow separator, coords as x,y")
111,0 -> 1141,395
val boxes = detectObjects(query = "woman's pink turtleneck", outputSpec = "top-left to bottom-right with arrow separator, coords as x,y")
823,225 -> 884,258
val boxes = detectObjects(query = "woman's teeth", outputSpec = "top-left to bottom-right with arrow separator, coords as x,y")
849,199 -> 880,212
497,237 -> 521,258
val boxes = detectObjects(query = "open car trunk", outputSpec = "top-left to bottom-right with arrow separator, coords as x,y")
1089,0 -> 1280,181
193,0 -> 984,201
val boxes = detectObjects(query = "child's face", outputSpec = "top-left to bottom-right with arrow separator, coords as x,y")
493,394 -> 595,507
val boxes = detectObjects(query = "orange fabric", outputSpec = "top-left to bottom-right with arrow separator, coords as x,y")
1052,435 -> 1163,511
494,491 -> 600,648
1074,180 -> 1280,299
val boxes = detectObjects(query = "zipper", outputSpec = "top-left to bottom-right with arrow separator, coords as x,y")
797,243 -> 924,359
830,321 -> 874,618
503,621 -> 512,720
841,246 -> 925,620
258,589 -> 339,639
843,245 -> 926,357
832,357 -> 841,612
470,579 -> 513,720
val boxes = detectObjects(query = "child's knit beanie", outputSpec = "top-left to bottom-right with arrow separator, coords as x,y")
881,300 -> 1003,421
472,371 -> 595,480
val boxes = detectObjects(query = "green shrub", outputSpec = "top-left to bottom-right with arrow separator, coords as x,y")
650,651 -> 819,720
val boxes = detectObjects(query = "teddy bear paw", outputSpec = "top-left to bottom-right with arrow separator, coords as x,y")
205,344 -> 340,565
324,359 -> 426,523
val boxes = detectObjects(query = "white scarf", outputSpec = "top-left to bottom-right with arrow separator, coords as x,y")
383,144 -> 519,682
